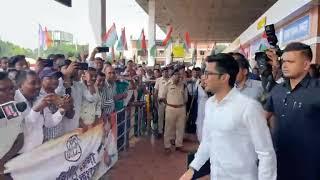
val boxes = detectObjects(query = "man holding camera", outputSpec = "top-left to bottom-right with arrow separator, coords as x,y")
265,42 -> 320,180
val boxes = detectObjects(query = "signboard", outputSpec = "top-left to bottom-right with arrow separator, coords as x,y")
173,44 -> 185,58
282,15 -> 310,44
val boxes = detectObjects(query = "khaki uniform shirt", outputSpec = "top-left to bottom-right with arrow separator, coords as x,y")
154,77 -> 169,96
160,79 -> 188,105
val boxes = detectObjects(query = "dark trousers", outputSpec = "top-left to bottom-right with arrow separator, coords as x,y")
187,152 -> 210,179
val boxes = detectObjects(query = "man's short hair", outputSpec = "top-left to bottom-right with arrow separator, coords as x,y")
15,70 -> 38,88
283,42 -> 313,61
48,54 -> 65,61
97,72 -> 106,77
105,61 -> 112,66
228,52 -> 245,60
0,57 -> 8,62
206,53 -> 239,87
236,57 -> 250,71
192,67 -> 201,71
87,67 -> 97,72
9,55 -> 26,67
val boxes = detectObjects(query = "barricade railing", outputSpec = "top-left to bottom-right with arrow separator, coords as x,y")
113,101 -> 146,152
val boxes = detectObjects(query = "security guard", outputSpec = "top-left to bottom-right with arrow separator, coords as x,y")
265,42 -> 320,180
160,69 -> 188,153
154,68 -> 169,136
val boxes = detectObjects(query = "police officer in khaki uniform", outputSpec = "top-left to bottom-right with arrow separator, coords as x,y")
154,68 -> 169,136
160,69 -> 188,153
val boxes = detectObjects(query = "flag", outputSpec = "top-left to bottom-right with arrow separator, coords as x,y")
184,32 -> 191,50
162,26 -> 173,46
262,31 -> 268,39
103,23 -> 118,47
259,43 -> 268,51
257,17 -> 267,30
38,24 -> 45,49
44,27 -> 53,48
137,29 -> 147,50
116,28 -> 128,51
149,44 -> 157,57
239,44 -> 249,58
259,32 -> 269,51
164,37 -> 173,50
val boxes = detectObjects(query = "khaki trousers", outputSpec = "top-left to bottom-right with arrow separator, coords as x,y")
157,102 -> 166,134
164,106 -> 186,148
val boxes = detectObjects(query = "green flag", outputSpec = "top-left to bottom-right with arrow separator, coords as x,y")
150,44 -> 157,57
259,43 -> 268,52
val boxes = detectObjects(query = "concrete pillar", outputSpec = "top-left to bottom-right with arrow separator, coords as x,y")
165,43 -> 173,65
101,0 -> 107,59
148,0 -> 156,66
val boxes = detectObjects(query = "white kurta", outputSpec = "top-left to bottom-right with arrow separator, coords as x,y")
196,84 -> 208,142
190,88 -> 276,180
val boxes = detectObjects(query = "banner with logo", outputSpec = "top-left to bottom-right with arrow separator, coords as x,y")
4,118 -> 118,180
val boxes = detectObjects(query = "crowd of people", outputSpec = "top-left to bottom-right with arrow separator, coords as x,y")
0,41 -> 320,180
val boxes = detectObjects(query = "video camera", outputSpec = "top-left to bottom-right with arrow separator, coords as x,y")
255,24 -> 282,92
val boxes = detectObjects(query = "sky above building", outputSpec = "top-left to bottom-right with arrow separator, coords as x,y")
0,0 -> 165,50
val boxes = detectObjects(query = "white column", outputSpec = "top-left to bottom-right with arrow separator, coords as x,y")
88,0 -> 106,58
165,43 -> 173,65
147,0 -> 156,66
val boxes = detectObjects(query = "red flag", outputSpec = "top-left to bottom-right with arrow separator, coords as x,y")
162,26 -> 173,46
122,27 -> 128,50
262,31 -> 267,39
141,29 -> 147,50
184,32 -> 191,49
44,27 -> 53,48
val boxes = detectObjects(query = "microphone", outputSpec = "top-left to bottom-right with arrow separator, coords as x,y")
0,102 -> 27,119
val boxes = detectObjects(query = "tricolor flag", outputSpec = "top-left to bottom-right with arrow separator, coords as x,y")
137,29 -> 147,51
259,31 -> 269,51
44,27 -> 53,48
38,24 -> 45,49
184,32 -> 191,50
103,23 -> 118,47
116,27 -> 128,51
162,26 -> 173,46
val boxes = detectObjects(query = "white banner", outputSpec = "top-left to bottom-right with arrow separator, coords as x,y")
4,120 -> 118,180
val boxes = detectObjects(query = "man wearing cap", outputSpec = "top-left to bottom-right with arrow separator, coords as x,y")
38,67 -> 74,141
159,69 -> 188,153
154,68 -> 169,137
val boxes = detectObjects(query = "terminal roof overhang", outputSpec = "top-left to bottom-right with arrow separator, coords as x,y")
136,0 -> 277,43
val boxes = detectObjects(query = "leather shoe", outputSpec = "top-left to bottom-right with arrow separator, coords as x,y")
175,147 -> 189,153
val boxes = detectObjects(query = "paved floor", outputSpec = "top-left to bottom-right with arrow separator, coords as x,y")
105,136 -> 209,180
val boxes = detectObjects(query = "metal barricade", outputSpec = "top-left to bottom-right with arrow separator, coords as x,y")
115,102 -> 146,152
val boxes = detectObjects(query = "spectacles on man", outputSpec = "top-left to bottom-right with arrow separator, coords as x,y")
204,70 -> 222,79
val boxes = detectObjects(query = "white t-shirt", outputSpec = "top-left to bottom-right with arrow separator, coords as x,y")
0,116 -> 23,159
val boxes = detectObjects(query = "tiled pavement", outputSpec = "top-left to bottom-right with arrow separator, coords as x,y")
103,136 -> 210,180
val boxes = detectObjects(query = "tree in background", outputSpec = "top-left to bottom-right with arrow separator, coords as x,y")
0,40 -> 35,58
35,44 -> 89,59
0,39 -> 89,60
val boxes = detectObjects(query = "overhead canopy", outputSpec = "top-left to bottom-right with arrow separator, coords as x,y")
136,0 -> 277,42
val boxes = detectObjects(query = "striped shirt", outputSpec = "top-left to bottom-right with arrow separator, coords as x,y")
100,81 -> 116,115
38,89 -> 64,142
